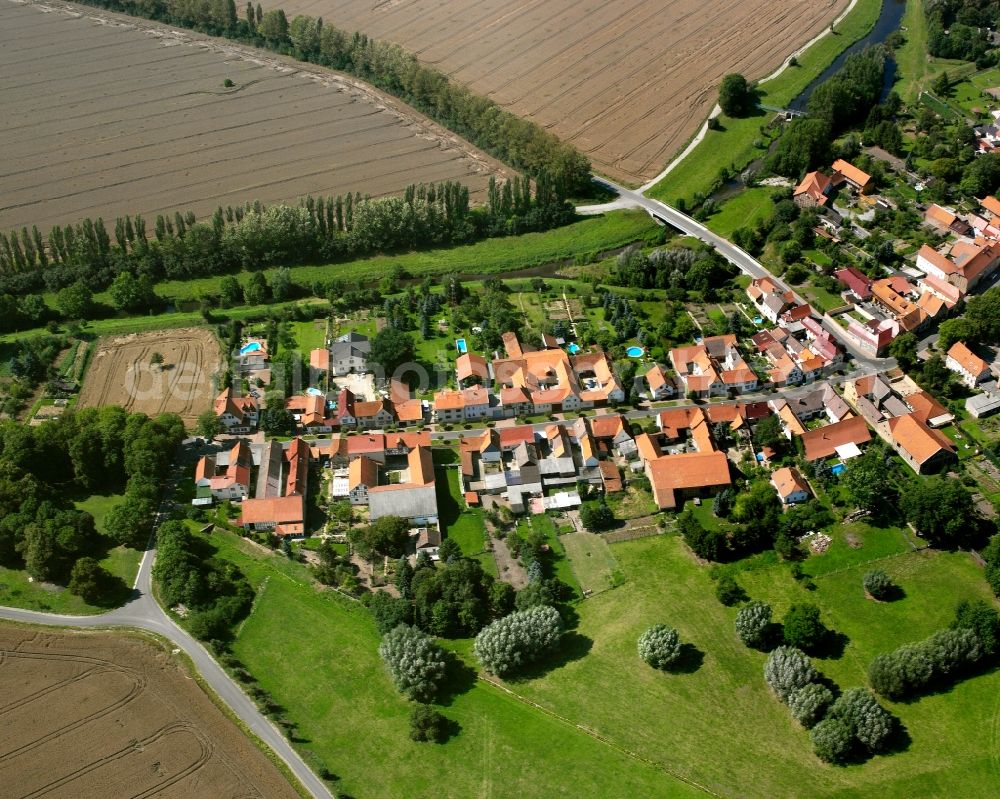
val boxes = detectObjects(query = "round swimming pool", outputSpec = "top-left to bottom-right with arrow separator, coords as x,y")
626,346 -> 644,358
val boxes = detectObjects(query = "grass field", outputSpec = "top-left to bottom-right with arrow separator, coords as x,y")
561,532 -> 620,595
179,516 -> 1000,798
704,188 -> 778,238
522,514 -> 582,598
289,320 -> 328,353
199,526 -> 703,799
647,0 -> 883,206
85,211 -> 659,308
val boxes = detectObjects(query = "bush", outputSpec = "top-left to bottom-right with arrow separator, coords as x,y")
764,646 -> 816,703
828,687 -> 893,752
409,704 -> 446,743
714,574 -> 747,606
580,500 -> 615,532
735,600 -> 772,648
474,605 -> 563,677
67,557 -> 112,604
811,717 -> 854,764
862,568 -> 893,600
788,683 -> 834,729
782,603 -> 826,651
378,624 -> 447,702
637,625 -> 683,670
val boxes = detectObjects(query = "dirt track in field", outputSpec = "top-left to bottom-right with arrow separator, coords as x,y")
77,327 -> 221,425
0,0 -> 508,232
270,0 -> 849,184
0,624 -> 299,799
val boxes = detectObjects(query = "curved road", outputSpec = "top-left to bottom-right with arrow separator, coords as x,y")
581,176 -> 893,372
0,545 -> 335,799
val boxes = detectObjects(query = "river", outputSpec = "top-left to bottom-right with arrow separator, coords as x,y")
789,0 -> 908,111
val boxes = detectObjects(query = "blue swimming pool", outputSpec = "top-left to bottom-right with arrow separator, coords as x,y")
456,338 -> 468,354
240,341 -> 262,355
831,463 -> 846,476
567,343 -> 581,355
306,387 -> 324,396
626,346 -> 644,358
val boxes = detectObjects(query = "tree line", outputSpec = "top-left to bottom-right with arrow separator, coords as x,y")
65,0 -> 592,197
0,177 -> 575,332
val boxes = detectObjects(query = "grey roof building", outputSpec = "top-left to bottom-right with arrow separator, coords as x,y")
330,332 -> 371,376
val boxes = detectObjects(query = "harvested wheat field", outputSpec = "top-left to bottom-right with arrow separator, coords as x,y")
0,0 -> 507,232
77,328 -> 221,425
0,625 -> 299,799
275,0 -> 848,184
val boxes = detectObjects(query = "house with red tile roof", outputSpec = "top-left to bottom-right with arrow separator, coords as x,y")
831,159 -> 873,193
888,413 -> 956,474
835,267 -> 873,301
670,335 -> 758,397
213,387 -> 258,433
644,363 -> 676,400
238,437 -> 310,537
793,171 -> 833,207
194,441 -> 253,501
645,451 -> 732,511
456,352 -> 490,387
771,466 -> 811,504
800,416 -> 872,462
946,341 -> 993,387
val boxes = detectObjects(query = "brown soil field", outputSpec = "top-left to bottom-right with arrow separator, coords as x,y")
0,0 -> 508,232
0,624 -> 299,799
77,327 -> 221,425
271,0 -> 849,184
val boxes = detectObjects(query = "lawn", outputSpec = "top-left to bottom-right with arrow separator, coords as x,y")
704,188 -> 776,239
647,0 -> 883,205
289,319 -> 328,353
101,212 -> 660,306
198,527 -> 703,799
561,531 -> 621,596
73,492 -> 125,535
800,520 -> 917,577
525,514 -> 582,598
436,466 -> 496,575
510,534 -> 1000,798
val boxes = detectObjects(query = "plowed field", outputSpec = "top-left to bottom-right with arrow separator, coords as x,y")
273,0 -> 848,184
0,625 -> 299,799
0,0 -> 506,231
77,327 -> 221,425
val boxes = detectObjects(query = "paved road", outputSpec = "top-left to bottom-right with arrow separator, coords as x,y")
0,456 -> 335,799
580,176 -> 893,372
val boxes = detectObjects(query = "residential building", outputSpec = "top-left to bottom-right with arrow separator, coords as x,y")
329,332 -> 370,376
747,277 -> 795,324
353,399 -> 395,430
193,441 -> 253,501
213,387 -> 258,433
771,466 -> 811,504
967,381 -> 1000,418
800,416 -> 872,463
888,413 -> 956,475
670,335 -> 757,398
286,394 -> 333,433
239,438 -> 309,537
835,267 -> 872,301
456,352 -> 490,387
792,171 -> 833,208
348,456 -> 379,505
946,342 -> 992,388
645,451 -> 732,511
831,159 -> 873,193
644,363 -> 676,400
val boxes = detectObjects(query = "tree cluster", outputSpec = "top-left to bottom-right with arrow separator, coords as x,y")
611,244 -> 736,301
0,408 -> 181,587
474,605 -> 563,677
378,623 -> 447,702
869,625 -> 983,700
154,520 -> 254,640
